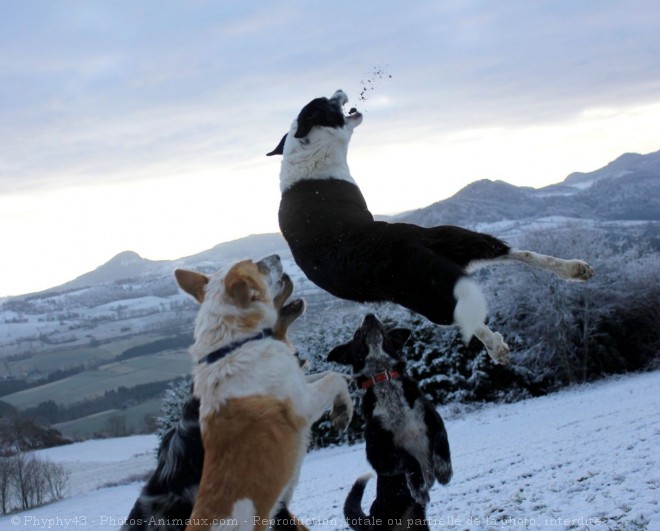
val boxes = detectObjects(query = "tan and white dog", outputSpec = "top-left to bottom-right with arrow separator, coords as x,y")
175,255 -> 353,531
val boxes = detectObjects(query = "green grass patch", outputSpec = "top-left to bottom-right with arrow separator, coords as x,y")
2,350 -> 190,409
54,397 -> 163,439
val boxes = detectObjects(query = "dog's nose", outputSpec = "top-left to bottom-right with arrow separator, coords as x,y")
362,314 -> 378,326
257,254 -> 282,276
331,90 -> 348,106
260,254 -> 281,264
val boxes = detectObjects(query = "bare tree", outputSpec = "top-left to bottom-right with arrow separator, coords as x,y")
0,457 -> 12,514
105,414 -> 130,438
43,459 -> 69,501
4,453 -> 70,511
10,452 -> 31,510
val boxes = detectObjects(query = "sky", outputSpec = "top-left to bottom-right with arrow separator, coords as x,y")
1,0 -> 660,297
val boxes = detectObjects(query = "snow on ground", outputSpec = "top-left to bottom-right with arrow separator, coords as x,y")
2,371 -> 658,530
32,435 -> 158,498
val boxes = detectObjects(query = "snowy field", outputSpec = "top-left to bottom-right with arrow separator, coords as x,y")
2,371 -> 658,530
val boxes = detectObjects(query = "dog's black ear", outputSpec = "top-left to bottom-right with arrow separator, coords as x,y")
266,134 -> 287,156
389,328 -> 412,351
293,113 -> 314,138
327,344 -> 351,365
294,110 -> 317,139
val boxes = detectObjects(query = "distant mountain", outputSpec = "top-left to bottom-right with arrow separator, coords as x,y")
397,179 -> 541,226
175,233 -> 288,270
57,251 -> 170,292
398,149 -> 660,229
563,150 -> 660,186
51,233 -> 289,294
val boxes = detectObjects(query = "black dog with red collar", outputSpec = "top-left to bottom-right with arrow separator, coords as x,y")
328,314 -> 452,531
358,368 -> 401,390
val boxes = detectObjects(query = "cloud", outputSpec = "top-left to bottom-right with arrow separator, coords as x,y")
2,1 -> 660,295
2,1 -> 659,194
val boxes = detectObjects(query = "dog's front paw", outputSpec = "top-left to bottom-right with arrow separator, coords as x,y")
572,260 -> 594,281
560,260 -> 594,281
281,298 -> 306,319
330,399 -> 353,432
487,332 -> 510,365
406,476 -> 430,506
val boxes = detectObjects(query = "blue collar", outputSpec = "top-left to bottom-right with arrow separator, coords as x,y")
199,329 -> 273,365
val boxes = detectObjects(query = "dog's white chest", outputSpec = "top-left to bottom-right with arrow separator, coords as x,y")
373,384 -> 429,461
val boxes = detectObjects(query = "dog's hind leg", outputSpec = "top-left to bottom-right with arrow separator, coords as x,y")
501,250 -> 593,281
452,277 -> 488,344
268,438 -> 311,531
365,421 -> 429,506
474,323 -> 510,365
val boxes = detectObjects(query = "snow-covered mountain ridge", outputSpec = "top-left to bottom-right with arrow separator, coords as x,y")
396,149 -> 660,228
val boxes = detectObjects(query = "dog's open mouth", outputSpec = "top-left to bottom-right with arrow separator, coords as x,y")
331,90 -> 363,123
346,106 -> 362,120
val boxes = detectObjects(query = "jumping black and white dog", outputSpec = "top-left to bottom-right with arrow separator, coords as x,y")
268,90 -> 594,364
328,314 -> 452,531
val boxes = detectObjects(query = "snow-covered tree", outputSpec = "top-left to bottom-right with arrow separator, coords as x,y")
156,225 -> 659,444
484,225 -> 659,383
155,376 -> 194,441
291,309 -> 368,448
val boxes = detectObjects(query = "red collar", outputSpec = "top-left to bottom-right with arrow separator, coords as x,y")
361,369 -> 400,390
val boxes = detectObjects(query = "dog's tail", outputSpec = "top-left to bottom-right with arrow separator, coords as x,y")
344,473 -> 374,531
453,276 -> 487,343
